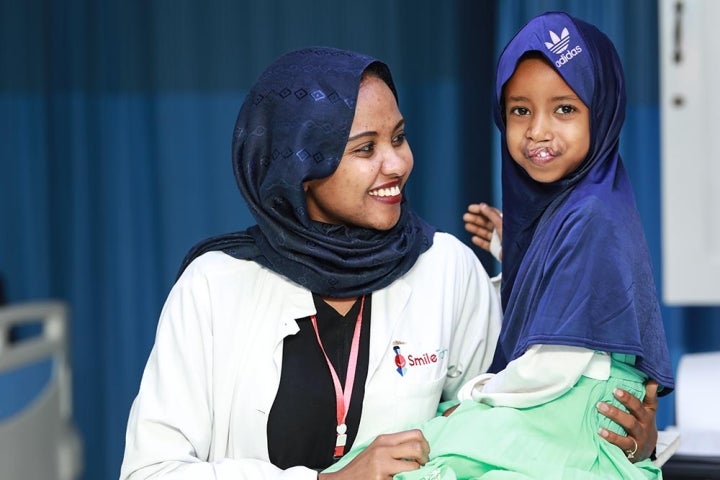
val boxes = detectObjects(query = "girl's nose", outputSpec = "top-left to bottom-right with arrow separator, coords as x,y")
526,114 -> 552,142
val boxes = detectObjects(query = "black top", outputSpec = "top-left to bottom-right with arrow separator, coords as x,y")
267,294 -> 372,470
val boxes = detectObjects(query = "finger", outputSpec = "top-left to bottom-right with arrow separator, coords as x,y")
478,203 -> 503,225
465,227 -> 492,245
613,388 -> 648,421
442,404 -> 459,416
463,212 -> 494,232
463,219 -> 492,236
466,203 -> 485,214
466,203 -> 499,226
395,444 -> 430,466
471,236 -> 491,251
467,203 -> 501,221
392,430 -> 431,458
464,224 -> 494,244
391,460 -> 422,474
374,429 -> 428,447
597,399 -> 637,433
643,381 -> 659,409
377,433 -> 430,466
597,400 -> 652,463
597,426 -> 637,455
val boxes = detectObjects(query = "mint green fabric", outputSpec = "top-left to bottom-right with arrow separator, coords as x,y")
327,355 -> 661,479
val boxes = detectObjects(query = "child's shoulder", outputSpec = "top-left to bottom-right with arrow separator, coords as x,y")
563,194 -> 612,223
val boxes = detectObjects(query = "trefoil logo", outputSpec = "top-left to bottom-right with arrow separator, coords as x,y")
544,26 -> 582,68
544,27 -> 571,54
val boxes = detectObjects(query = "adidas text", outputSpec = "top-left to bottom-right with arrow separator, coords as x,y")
555,45 -> 583,68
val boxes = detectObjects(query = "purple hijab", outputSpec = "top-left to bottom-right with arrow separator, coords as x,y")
178,47 -> 435,298
492,12 -> 674,391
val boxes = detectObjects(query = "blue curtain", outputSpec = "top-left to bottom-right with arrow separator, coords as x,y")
2,1 -> 718,479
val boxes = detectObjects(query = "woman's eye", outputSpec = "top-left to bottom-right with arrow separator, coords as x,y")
392,132 -> 406,146
355,143 -> 374,154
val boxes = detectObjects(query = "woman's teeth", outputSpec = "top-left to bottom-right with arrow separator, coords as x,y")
369,185 -> 401,197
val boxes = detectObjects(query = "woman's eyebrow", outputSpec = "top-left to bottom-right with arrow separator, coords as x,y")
347,119 -> 405,142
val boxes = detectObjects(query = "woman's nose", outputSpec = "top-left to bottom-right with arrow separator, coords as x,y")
380,146 -> 412,176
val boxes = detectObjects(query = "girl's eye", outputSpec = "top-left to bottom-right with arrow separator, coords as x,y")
509,106 -> 530,116
556,104 -> 577,115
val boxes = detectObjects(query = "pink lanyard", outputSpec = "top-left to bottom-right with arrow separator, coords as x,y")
310,295 -> 365,459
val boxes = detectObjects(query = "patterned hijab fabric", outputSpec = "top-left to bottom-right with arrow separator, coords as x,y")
492,12 -> 674,390
179,47 -> 435,298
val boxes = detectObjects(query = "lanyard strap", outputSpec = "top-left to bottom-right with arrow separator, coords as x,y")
310,295 -> 365,459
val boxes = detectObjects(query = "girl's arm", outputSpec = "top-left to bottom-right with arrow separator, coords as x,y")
457,344 -> 602,408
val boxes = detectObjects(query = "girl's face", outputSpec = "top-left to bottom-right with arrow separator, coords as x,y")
503,56 -> 590,183
304,74 -> 413,230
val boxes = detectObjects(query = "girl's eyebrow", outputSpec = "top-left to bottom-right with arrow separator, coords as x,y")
506,95 -> 581,103
551,95 -> 582,102
347,119 -> 405,142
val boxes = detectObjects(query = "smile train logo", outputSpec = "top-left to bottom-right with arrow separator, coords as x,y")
544,26 -> 582,68
393,345 -> 407,376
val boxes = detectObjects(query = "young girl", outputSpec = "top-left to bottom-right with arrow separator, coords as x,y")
325,11 -> 674,479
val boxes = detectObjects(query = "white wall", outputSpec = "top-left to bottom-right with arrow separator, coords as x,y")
660,0 -> 720,305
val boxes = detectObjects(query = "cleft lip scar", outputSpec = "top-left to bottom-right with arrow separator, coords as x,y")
527,146 -> 555,159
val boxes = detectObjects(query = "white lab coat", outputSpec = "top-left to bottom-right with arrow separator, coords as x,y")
120,232 -> 502,479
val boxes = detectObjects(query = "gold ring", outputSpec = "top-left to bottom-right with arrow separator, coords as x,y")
625,437 -> 638,460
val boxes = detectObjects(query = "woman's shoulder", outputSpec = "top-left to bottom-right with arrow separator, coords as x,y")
174,251 -> 310,308
428,231 -> 477,257
181,250 -> 262,278
417,231 -> 484,274
178,251 -> 294,293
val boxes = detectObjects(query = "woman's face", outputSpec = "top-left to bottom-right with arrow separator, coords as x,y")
503,56 -> 590,183
304,74 -> 413,230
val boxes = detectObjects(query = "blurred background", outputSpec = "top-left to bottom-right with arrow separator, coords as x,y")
2,0 -> 719,479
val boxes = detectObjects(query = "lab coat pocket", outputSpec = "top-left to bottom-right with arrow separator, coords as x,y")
368,360 -> 447,435
392,373 -> 447,433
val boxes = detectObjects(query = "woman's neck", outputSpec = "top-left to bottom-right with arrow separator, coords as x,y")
322,297 -> 358,316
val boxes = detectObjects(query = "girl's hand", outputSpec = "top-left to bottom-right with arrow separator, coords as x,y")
463,203 -> 503,261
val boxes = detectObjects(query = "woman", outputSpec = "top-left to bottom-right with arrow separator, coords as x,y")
120,46 -> 501,480
120,46 -> 659,480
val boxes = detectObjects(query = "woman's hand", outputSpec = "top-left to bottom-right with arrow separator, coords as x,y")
463,203 -> 503,261
319,429 -> 430,480
597,381 -> 659,462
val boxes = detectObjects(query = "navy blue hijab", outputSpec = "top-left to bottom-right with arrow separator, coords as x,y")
492,12 -> 674,391
178,47 -> 435,298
